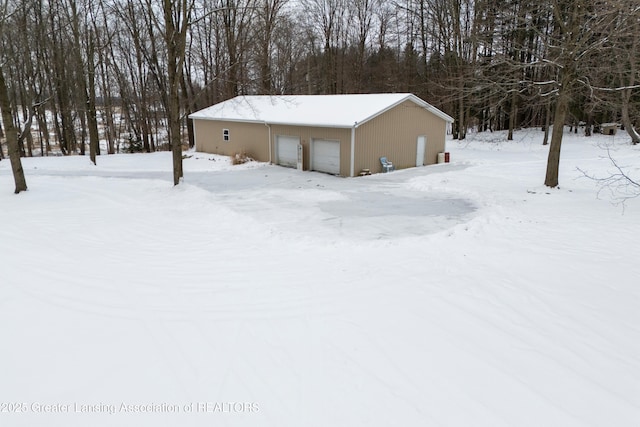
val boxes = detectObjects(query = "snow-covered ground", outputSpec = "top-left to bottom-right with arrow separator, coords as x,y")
1,128 -> 639,426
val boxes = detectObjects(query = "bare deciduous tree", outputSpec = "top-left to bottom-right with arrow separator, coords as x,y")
163,0 -> 193,185
0,1 -> 27,192
0,66 -> 27,193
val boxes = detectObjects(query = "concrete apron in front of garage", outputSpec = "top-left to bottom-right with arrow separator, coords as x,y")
187,163 -> 476,241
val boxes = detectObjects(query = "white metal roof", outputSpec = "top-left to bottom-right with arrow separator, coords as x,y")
188,93 -> 454,128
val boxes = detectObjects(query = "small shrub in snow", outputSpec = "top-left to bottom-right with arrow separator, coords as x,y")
231,151 -> 253,165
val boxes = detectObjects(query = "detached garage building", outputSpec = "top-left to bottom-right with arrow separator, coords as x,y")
189,93 -> 453,177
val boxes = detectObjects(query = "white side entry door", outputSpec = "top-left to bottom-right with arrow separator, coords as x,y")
416,135 -> 426,167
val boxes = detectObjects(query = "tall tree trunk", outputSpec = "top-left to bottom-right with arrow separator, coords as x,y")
86,32 -> 100,164
508,91 -> 517,140
0,118 -> 4,159
620,89 -> 640,145
163,0 -> 190,185
103,97 -> 116,155
0,67 -> 27,193
36,108 -> 50,155
542,99 -> 551,145
544,91 -> 569,187
618,25 -> 639,145
78,110 -> 87,155
180,72 -> 195,149
458,97 -> 466,140
17,105 -> 34,157
542,0 -> 586,187
25,128 -> 34,157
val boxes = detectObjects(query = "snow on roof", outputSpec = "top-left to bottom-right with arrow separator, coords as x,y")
189,93 -> 454,127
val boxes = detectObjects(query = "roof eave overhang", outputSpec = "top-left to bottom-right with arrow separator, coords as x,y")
187,115 -> 265,125
188,115 -> 353,129
266,121 -> 352,129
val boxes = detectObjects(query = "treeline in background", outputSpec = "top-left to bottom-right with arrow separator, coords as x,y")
1,0 -> 639,161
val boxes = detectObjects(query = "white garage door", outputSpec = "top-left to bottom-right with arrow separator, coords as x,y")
311,139 -> 340,175
276,136 -> 299,168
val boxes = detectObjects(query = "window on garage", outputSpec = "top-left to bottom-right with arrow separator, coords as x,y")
223,129 -> 230,141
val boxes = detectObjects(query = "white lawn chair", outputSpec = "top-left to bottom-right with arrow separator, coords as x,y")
380,157 -> 395,173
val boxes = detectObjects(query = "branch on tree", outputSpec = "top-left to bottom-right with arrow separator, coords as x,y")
578,147 -> 640,208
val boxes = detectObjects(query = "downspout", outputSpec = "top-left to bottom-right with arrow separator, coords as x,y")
350,122 -> 356,177
264,122 -> 272,163
192,118 -> 198,152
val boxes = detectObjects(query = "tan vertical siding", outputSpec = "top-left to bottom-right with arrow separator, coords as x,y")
193,119 -> 270,161
269,125 -> 352,176
355,101 -> 447,174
